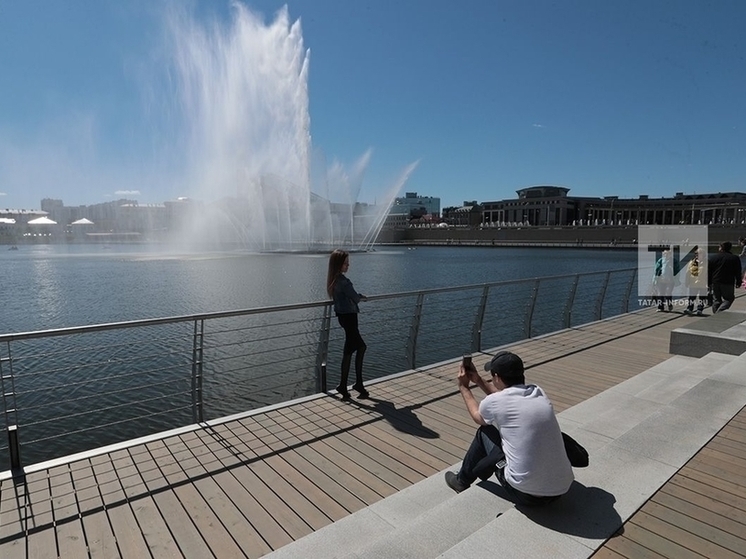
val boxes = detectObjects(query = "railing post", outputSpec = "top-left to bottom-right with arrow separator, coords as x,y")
563,274 -> 580,329
191,319 -> 205,424
406,293 -> 425,370
315,304 -> 333,393
1,343 -> 22,474
471,285 -> 490,353
622,268 -> 637,313
594,271 -> 612,320
8,425 -> 21,473
524,279 -> 541,339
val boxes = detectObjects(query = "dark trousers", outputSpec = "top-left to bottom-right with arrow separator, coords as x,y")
712,283 -> 735,313
336,313 -> 366,388
337,313 -> 366,354
458,425 -> 560,507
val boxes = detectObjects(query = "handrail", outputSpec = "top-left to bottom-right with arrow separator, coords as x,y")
0,267 -> 638,472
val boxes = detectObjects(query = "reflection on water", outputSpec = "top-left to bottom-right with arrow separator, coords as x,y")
1,244 -> 638,333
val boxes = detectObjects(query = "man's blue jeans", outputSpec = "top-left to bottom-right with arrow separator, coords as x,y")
458,425 -> 562,507
457,425 -> 505,486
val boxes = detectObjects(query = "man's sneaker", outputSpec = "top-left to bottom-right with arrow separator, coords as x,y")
445,471 -> 468,493
684,305 -> 693,314
667,302 -> 673,312
657,303 -> 664,312
696,304 -> 704,316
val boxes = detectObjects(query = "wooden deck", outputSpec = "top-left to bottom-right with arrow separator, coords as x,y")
1,299 -> 745,558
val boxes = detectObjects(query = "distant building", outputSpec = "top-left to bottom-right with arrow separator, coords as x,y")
389,192 -> 441,219
442,201 -> 482,227
481,186 -> 746,227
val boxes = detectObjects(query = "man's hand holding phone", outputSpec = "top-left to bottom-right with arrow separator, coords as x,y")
459,354 -> 479,385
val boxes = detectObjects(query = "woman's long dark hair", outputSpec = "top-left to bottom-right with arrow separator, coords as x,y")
327,249 -> 349,298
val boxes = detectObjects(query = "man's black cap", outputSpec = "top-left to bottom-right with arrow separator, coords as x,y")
483,351 -> 524,379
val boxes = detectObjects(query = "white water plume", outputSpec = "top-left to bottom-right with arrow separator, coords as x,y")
162,2 -> 414,251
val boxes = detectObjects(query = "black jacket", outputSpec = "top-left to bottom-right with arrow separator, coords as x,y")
708,251 -> 742,287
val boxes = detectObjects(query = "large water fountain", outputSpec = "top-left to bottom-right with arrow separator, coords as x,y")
162,3 -> 415,251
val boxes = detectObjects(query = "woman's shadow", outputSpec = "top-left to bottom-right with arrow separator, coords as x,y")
356,397 -> 440,439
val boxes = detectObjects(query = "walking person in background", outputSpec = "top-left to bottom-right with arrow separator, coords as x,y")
708,241 -> 742,313
684,247 -> 708,316
652,249 -> 677,312
739,238 -> 746,287
327,249 -> 369,400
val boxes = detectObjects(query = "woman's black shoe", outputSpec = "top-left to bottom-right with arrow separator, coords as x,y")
336,385 -> 351,400
353,384 -> 369,399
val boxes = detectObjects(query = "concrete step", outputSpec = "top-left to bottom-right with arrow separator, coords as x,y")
439,351 -> 746,559
264,351 -> 744,559
262,464 -> 469,559
670,310 -> 746,357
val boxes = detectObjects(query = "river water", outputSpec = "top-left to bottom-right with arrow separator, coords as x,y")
1,244 -> 639,466
1,244 -> 637,333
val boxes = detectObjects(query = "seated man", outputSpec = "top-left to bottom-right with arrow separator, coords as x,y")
445,351 -> 574,506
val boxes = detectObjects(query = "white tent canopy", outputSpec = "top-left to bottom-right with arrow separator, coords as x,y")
70,218 -> 94,225
0,218 -> 16,224
27,216 -> 57,225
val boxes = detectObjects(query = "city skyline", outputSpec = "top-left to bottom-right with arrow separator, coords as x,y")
1,1 -> 744,211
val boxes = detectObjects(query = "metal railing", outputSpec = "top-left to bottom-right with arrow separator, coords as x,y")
0,267 -> 637,472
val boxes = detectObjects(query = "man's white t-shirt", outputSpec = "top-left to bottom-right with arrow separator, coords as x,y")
478,384 -> 574,497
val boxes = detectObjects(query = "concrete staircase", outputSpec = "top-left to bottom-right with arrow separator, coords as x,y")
263,349 -> 746,559
670,309 -> 746,357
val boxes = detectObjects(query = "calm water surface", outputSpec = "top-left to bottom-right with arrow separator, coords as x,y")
1,244 -> 637,333
1,244 -> 639,465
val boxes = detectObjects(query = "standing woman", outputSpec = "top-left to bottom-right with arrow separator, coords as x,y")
327,249 -> 369,399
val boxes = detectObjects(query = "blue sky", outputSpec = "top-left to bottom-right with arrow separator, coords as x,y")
0,0 -> 744,211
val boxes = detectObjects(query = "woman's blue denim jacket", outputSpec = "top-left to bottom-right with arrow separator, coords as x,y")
333,274 -> 363,314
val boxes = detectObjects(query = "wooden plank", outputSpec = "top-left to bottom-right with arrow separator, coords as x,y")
230,459 -> 313,541
262,454 -> 349,521
247,459 -> 331,532
192,475 -> 272,558
171,481 -> 244,559
358,421 -> 454,471
81,508 -> 119,559
0,478 -> 25,541
629,509 -> 743,559
590,546 -> 633,559
48,465 -> 87,558
49,465 -> 80,523
129,495 -> 184,559
274,449 -> 366,514
597,531 -> 668,559
25,472 -> 57,559
322,434 -> 411,491
293,443 -> 387,505
208,469 -> 287,553
351,425 -> 440,478
106,503 -> 152,559
653,488 -> 746,542
616,517 -> 705,559
152,490 -> 214,559
667,474 -> 746,515
0,538 -> 25,559
55,517 -> 88,559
